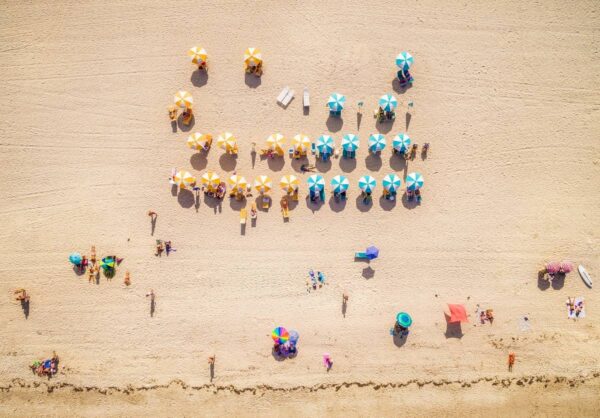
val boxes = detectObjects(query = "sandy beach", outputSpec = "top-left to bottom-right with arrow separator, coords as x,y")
1,0 -> 599,416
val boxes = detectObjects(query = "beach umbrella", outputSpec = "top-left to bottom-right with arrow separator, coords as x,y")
545,262 -> 560,274
187,133 -> 211,151
447,304 -> 468,323
396,312 -> 413,328
272,327 -> 289,344
316,135 -> 334,155
292,134 -> 311,153
201,171 -> 221,191
405,172 -> 424,191
358,175 -> 376,193
307,174 -> 325,193
341,134 -> 359,152
69,252 -> 82,265
392,133 -> 411,152
379,94 -> 398,112
331,175 -> 349,194
174,90 -> 193,109
382,174 -> 402,192
327,93 -> 346,111
217,132 -> 237,154
368,134 -> 386,153
100,257 -> 115,271
366,246 -> 379,259
280,175 -> 299,194
395,51 -> 414,71
228,174 -> 247,193
188,46 -> 207,65
244,47 -> 262,66
266,133 -> 286,155
172,170 -> 196,189
560,261 -> 574,274
254,175 -> 272,194
289,330 -> 299,344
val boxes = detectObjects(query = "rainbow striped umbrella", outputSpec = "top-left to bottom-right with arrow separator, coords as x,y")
244,47 -> 262,66
331,175 -> 349,193
254,175 -> 272,194
368,134 -> 386,152
379,94 -> 398,112
201,171 -> 221,191
382,174 -> 402,192
172,170 -> 196,189
266,133 -> 286,155
292,134 -> 311,154
228,175 -> 247,193
188,46 -> 207,65
392,133 -> 411,152
280,174 -> 299,193
395,51 -> 414,71
272,327 -> 289,344
405,172 -> 424,191
341,134 -> 359,151
327,93 -> 346,111
396,312 -> 413,328
358,175 -> 377,193
307,174 -> 325,192
316,135 -> 334,155
217,132 -> 238,154
174,90 -> 193,109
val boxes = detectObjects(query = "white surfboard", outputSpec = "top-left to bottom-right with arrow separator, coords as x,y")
578,265 -> 592,288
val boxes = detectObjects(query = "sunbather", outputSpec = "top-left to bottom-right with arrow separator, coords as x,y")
124,271 -> 131,286
165,241 -> 174,256
301,164 -> 316,173
90,245 -> 97,264
14,289 -> 30,302
508,352 -> 515,372
155,240 -> 164,257
182,108 -> 193,125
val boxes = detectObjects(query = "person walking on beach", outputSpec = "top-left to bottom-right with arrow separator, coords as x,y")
508,352 -> 515,372
146,289 -> 156,316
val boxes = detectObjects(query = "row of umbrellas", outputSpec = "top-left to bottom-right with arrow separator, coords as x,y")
329,93 -> 398,112
171,171 -> 424,194
186,132 -> 413,155
188,47 -> 263,67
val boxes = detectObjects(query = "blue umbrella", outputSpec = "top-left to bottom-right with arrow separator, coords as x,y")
358,175 -> 376,193
341,134 -> 359,151
395,51 -> 414,71
396,312 -> 413,328
69,252 -> 82,265
366,246 -> 379,260
316,135 -> 334,155
379,94 -> 398,112
382,174 -> 402,192
368,134 -> 386,153
307,174 -> 325,192
327,93 -> 346,111
392,133 -> 411,152
331,175 -> 349,194
406,172 -> 424,191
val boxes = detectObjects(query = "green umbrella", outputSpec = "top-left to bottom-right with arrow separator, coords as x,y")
396,312 -> 413,328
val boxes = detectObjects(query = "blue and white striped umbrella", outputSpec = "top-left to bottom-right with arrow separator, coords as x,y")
368,134 -> 386,152
331,175 -> 349,194
392,133 -> 411,152
358,175 -> 377,193
316,135 -> 334,155
307,174 -> 325,192
379,94 -> 398,111
405,172 -> 424,191
382,174 -> 402,192
341,134 -> 359,151
327,93 -> 346,111
395,51 -> 414,71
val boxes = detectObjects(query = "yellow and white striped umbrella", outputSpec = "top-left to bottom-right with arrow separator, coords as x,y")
244,47 -> 262,66
280,175 -> 299,194
254,175 -> 272,194
188,46 -> 207,65
201,171 -> 221,191
217,132 -> 238,154
292,134 -> 311,153
228,174 -> 248,193
187,132 -> 211,150
174,90 -> 193,109
172,170 -> 196,189
266,133 -> 286,155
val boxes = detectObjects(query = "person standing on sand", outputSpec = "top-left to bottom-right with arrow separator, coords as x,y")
508,353 -> 515,372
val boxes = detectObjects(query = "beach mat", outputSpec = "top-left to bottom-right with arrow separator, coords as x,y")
567,297 -> 585,319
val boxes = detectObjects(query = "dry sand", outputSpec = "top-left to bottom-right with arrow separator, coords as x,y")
1,0 -> 599,416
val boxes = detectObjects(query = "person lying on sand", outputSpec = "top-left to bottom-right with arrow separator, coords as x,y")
155,240 -> 164,257
168,105 -> 178,121
124,271 -> 131,286
300,164 -> 316,173
14,289 -> 30,302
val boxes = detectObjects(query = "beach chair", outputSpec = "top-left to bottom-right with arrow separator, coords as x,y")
281,89 -> 295,107
280,200 -> 289,219
262,196 -> 270,209
319,189 -> 325,202
277,87 -> 290,104
303,88 -> 310,107
292,189 -> 299,201
355,252 -> 369,260
250,202 -> 258,219
240,208 -> 247,224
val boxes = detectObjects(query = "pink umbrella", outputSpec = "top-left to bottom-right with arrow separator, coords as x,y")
559,261 -> 573,274
545,262 -> 561,274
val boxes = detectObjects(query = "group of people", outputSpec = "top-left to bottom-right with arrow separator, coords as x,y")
30,352 -> 59,378
566,297 -> 585,319
155,239 -> 174,257
168,105 -> 193,126
406,189 -> 422,202
306,269 -> 326,292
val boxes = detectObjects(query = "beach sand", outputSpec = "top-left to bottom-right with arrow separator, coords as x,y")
1,0 -> 599,416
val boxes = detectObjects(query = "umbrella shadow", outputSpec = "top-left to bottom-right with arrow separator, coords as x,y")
328,196 -> 346,212
315,158 -> 332,173
290,156 -> 308,173
392,332 -> 407,347
178,189 -> 195,208
355,195 -> 373,212
392,78 -> 413,94
375,118 -> 394,134
255,196 -> 271,212
362,266 -> 375,279
190,70 -> 208,87
537,270 -> 550,290
339,157 -> 357,173
306,195 -> 325,212
389,153 -> 408,173
365,153 -> 383,171
401,193 -> 419,210
379,195 -> 396,211
177,114 -> 194,132
444,315 -> 464,339
203,194 -> 223,213
229,197 -> 246,211
551,273 -> 566,290
326,115 -> 343,132
267,157 -> 285,172
219,154 -> 237,172
244,73 -> 262,88
190,153 -> 208,171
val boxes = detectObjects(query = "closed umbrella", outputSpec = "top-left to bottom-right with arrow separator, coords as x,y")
217,132 -> 238,154
341,134 -> 359,151
280,175 -> 299,194
382,174 -> 402,192
405,172 -> 424,191
327,93 -> 346,111
396,312 -> 413,328
174,90 -> 193,109
331,175 -> 349,194
379,94 -> 398,112
228,175 -> 247,194
201,171 -> 221,191
172,170 -> 196,189
395,51 -> 414,71
188,46 -> 207,65
316,135 -> 334,155
69,252 -> 82,265
307,174 -> 325,192
368,134 -> 386,152
266,133 -> 286,155
254,175 -> 272,194
392,133 -> 411,152
292,134 -> 311,154
358,175 -> 376,193
244,47 -> 262,67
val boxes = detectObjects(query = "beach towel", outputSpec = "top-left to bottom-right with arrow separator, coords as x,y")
567,297 -> 585,319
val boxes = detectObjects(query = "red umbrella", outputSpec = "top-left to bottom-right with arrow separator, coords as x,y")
447,304 -> 468,323
545,262 -> 561,274
559,261 -> 573,274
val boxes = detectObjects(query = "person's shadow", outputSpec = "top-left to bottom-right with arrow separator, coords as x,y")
150,216 -> 157,236
21,299 -> 30,319
150,299 -> 156,317
342,298 -> 348,318
209,362 -> 215,382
